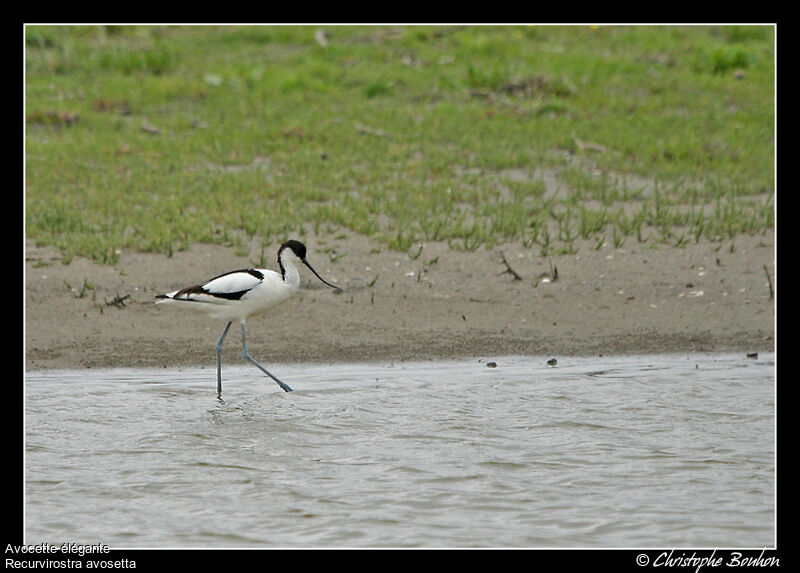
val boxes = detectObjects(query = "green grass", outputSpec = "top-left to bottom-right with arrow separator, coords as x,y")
25,25 -> 774,264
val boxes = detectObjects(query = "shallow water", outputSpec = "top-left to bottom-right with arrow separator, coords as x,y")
25,354 -> 774,548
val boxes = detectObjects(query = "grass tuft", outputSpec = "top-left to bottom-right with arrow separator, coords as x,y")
26,25 -> 774,263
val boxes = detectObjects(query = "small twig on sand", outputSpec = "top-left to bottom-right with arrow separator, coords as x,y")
498,251 -> 522,281
106,294 -> 130,308
549,258 -> 559,282
763,264 -> 774,300
534,259 -> 559,287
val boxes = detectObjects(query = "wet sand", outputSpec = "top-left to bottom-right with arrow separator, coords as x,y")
25,232 -> 775,371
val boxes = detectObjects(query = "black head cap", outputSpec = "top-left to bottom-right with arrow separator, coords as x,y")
278,240 -> 306,280
279,239 -> 307,260
277,239 -> 340,291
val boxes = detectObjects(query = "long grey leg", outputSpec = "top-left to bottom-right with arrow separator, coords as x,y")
240,322 -> 293,392
216,321 -> 232,397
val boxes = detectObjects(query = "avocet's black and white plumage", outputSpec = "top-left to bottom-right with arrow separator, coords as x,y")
156,240 -> 339,396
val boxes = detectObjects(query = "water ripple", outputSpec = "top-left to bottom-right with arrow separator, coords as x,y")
26,354 -> 774,548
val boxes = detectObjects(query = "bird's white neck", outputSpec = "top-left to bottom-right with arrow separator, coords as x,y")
279,254 -> 301,289
283,263 -> 300,288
